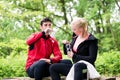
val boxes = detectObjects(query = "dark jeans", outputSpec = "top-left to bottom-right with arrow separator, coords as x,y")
74,62 -> 87,80
26,60 -> 50,80
49,59 -> 87,80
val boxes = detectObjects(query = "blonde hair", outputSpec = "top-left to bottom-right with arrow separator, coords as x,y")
71,17 -> 88,37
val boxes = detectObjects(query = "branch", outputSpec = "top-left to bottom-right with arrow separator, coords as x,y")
115,0 -> 120,10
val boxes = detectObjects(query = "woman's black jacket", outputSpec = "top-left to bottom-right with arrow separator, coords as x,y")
63,34 -> 98,66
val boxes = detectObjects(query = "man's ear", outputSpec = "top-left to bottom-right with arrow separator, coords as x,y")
40,26 -> 42,30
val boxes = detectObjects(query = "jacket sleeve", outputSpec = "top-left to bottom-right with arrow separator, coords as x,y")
50,39 -> 62,63
26,32 -> 44,45
72,40 -> 98,64
63,44 -> 67,55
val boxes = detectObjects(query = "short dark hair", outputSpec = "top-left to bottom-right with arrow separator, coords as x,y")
40,17 -> 52,26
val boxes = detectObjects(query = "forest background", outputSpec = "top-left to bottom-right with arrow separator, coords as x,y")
0,0 -> 120,79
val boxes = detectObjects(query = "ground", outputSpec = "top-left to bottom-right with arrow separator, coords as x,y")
2,76 -> 120,80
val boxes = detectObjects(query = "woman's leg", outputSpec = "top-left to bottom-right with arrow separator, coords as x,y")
26,60 -> 50,80
74,63 -> 87,80
49,59 -> 72,80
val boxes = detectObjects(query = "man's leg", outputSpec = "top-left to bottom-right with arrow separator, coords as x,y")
26,60 -> 50,80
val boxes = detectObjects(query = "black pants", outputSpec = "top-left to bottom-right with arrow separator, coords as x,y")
26,60 -> 50,80
49,59 -> 87,80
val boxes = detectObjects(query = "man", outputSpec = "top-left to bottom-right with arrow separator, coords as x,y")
25,17 -> 62,80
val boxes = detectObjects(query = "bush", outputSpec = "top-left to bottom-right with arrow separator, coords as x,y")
0,53 -> 27,78
0,43 -> 13,57
95,50 -> 120,76
0,38 -> 120,78
0,38 -> 28,78
0,38 -> 27,58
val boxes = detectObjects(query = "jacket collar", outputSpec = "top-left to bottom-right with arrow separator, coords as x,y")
42,34 -> 50,39
87,34 -> 97,41
73,34 -> 97,41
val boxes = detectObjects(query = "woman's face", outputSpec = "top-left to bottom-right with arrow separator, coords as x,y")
71,25 -> 83,36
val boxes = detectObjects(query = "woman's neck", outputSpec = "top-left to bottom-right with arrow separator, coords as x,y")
78,32 -> 89,39
73,32 -> 89,52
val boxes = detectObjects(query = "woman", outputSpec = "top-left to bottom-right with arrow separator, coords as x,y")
49,17 -> 98,80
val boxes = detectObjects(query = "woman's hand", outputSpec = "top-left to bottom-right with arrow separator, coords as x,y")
62,40 -> 69,44
67,51 -> 74,58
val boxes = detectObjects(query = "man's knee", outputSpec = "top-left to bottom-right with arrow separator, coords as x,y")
60,59 -> 72,64
36,60 -> 47,67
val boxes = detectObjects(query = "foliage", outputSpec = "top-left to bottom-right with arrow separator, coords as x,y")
0,42 -> 12,58
95,50 -> 120,76
0,38 -> 27,58
0,50 -> 120,78
95,22 -> 120,52
0,54 -> 27,78
0,0 -> 120,51
0,0 -> 120,78
19,0 -> 43,11
55,25 -> 72,47
96,33 -> 114,53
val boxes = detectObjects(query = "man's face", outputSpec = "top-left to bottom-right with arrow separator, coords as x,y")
40,21 -> 52,31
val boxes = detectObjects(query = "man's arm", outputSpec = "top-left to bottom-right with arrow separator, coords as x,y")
26,32 -> 44,45
50,39 -> 62,63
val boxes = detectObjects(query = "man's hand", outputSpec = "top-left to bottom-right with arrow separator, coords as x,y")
44,28 -> 53,35
40,58 -> 51,64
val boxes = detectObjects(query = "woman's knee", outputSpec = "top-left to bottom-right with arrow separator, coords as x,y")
74,63 -> 87,70
49,63 -> 58,71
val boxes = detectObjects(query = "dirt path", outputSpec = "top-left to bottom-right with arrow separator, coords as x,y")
2,76 -> 120,80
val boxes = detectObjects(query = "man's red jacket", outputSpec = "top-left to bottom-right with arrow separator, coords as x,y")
25,32 -> 62,70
